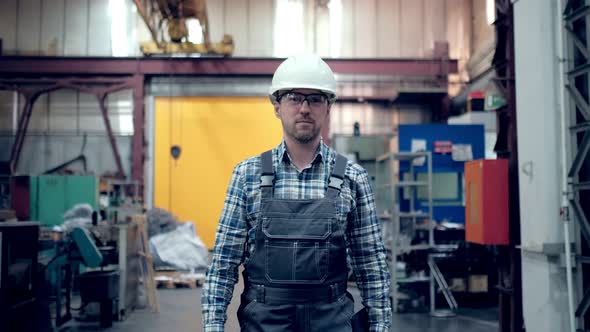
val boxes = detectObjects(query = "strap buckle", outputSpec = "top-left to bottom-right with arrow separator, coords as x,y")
328,176 -> 344,190
260,175 -> 274,187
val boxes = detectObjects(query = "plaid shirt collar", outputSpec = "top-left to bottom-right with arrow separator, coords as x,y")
278,139 -> 327,168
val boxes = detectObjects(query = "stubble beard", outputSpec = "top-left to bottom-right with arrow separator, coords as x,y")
286,123 -> 320,144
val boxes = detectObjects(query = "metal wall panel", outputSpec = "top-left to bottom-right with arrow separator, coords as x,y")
376,0 -> 401,57
133,2 -> 151,53
353,0 -> 377,57
48,90 -> 77,132
471,0 -> 494,54
0,0 -> 18,54
88,0 -> 111,56
303,0 -> 315,54
0,92 -> 15,132
0,134 -> 132,176
16,0 -> 41,54
339,0 -> 354,57
423,0 -> 446,57
4,0 -> 474,59
64,0 -> 88,55
207,0 -> 225,44
400,0 -> 423,57
224,0 -> 249,56
106,90 -> 134,135
314,4 -> 330,57
41,0 -> 65,55
446,0 -> 470,61
29,94 -> 49,132
249,0 -> 274,56
78,92 -> 105,132
446,0 -> 470,95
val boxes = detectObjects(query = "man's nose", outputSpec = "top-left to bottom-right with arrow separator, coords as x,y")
299,100 -> 312,113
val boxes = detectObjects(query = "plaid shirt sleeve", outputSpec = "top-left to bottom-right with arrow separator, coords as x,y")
347,167 -> 392,332
201,163 -> 248,332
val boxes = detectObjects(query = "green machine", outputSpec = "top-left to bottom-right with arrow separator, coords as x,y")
29,175 -> 99,226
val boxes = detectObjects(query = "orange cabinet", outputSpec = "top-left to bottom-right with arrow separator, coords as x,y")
465,159 -> 509,245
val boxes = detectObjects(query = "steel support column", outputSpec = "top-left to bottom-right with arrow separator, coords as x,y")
564,0 -> 590,328
10,94 -> 38,173
97,93 -> 125,179
493,1 -> 523,331
131,74 -> 145,182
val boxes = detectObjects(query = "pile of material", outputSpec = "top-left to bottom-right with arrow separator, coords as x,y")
146,208 -> 209,273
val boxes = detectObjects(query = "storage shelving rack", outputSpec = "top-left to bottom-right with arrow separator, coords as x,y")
375,151 -> 433,313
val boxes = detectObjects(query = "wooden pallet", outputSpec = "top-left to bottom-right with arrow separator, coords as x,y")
154,271 -> 205,289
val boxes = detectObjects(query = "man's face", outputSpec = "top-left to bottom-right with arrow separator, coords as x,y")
273,89 -> 331,144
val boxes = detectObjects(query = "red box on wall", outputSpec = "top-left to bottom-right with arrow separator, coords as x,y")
465,159 -> 509,245
10,176 -> 31,220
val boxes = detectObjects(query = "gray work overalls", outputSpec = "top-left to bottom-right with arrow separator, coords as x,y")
238,150 -> 354,332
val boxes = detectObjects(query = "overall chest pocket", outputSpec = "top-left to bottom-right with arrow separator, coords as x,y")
262,217 -> 332,284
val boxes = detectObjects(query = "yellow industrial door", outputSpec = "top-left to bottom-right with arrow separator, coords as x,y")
154,96 -> 283,249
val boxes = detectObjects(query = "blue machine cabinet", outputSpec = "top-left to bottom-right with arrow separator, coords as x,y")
398,124 -> 485,224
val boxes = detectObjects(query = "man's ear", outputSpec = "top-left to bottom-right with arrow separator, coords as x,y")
273,102 -> 281,118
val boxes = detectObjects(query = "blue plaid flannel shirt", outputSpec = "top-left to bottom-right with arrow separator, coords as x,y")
202,141 -> 391,332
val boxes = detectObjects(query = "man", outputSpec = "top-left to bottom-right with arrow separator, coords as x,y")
202,54 -> 391,332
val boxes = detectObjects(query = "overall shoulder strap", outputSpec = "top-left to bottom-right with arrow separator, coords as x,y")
326,154 -> 347,199
260,150 -> 274,199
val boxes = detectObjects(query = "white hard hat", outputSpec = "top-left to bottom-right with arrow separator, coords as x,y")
269,54 -> 337,101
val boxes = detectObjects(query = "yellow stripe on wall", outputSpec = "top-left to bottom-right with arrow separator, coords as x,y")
154,96 -> 283,249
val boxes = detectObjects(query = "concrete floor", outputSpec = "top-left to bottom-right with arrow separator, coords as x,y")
58,285 -> 499,332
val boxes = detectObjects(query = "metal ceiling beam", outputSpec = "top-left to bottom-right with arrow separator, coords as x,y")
0,56 -> 459,77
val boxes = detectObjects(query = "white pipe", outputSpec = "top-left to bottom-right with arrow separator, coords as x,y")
555,0 -> 576,331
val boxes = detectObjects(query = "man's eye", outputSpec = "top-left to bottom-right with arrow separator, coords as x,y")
288,94 -> 304,102
308,95 -> 325,103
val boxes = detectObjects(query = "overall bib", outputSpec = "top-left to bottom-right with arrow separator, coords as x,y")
238,150 -> 354,332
